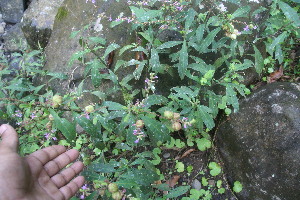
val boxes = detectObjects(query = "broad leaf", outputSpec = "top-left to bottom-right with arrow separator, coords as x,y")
141,116 -> 171,144
157,41 -> 183,50
50,110 -> 76,142
103,101 -> 125,110
267,32 -> 287,56
231,6 -> 251,19
166,186 -> 190,198
178,40 -> 188,79
199,28 -> 221,52
103,43 -> 120,59
197,105 -> 214,130
278,1 -> 300,27
185,8 -> 197,31
149,48 -> 161,73
144,95 -> 168,108
253,45 -> 264,74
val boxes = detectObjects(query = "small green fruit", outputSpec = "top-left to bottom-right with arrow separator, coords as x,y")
52,95 -> 62,104
112,191 -> 122,200
52,95 -> 62,108
135,120 -> 144,128
172,122 -> 182,131
85,105 -> 95,113
108,183 -> 118,193
164,111 -> 174,119
173,112 -> 180,120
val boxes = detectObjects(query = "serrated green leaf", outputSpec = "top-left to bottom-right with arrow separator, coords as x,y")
198,105 -> 214,130
267,32 -> 287,56
130,6 -> 162,23
141,116 -> 171,144
157,41 -> 183,50
185,8 -> 197,31
133,60 -> 146,80
275,45 -> 283,64
231,6 -> 251,19
138,31 -> 153,43
88,36 -> 106,45
103,43 -> 120,59
50,110 -> 76,142
75,114 -> 100,138
114,60 -> 127,72
178,40 -> 188,79
119,43 -> 136,56
149,48 -> 161,72
196,24 -> 205,42
253,45 -> 264,74
278,1 -> 300,27
166,186 -> 190,198
89,160 -> 118,173
233,181 -> 243,193
199,28 -> 221,52
144,95 -> 168,108
225,83 -> 239,112
68,49 -> 91,66
103,101 -> 125,110
120,168 -> 159,186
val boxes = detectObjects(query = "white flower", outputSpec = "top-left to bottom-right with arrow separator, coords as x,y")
199,4 -> 204,9
218,3 -> 227,12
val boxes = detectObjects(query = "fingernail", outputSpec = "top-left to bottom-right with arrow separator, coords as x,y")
0,124 -> 8,136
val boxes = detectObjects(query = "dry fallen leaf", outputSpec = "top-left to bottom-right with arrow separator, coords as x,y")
166,175 -> 180,187
179,148 -> 195,159
267,66 -> 283,83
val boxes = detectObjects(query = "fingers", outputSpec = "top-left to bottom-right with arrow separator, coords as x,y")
59,176 -> 85,200
51,161 -> 84,188
0,124 -> 19,152
44,149 -> 80,177
28,145 -> 67,166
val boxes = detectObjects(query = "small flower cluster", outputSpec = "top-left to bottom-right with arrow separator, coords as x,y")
223,23 -> 241,40
243,24 -> 257,32
144,73 -> 158,95
218,3 -> 227,12
80,184 -> 89,199
44,129 -> 57,140
13,110 -> 22,118
132,120 -> 145,143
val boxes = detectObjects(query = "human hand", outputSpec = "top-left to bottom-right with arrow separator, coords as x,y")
0,124 -> 85,200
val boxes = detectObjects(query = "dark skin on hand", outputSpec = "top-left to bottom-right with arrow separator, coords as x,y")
0,124 -> 85,200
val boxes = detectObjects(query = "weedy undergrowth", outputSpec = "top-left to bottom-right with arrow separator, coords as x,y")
0,0 -> 299,199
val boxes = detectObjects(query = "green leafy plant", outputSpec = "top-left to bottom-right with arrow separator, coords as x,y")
0,0 -> 298,199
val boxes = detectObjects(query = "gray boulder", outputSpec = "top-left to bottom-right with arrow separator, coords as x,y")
3,23 -> 28,52
216,82 -> 300,200
0,0 -> 24,23
21,0 -> 64,49
40,0 -> 136,106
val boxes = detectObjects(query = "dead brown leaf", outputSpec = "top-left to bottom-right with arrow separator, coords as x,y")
166,175 -> 180,187
267,66 -> 283,83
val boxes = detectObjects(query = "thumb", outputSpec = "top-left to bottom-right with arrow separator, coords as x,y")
0,124 -> 19,152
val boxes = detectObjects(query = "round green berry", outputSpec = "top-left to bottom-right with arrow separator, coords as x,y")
164,111 -> 174,119
108,183 -> 118,193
